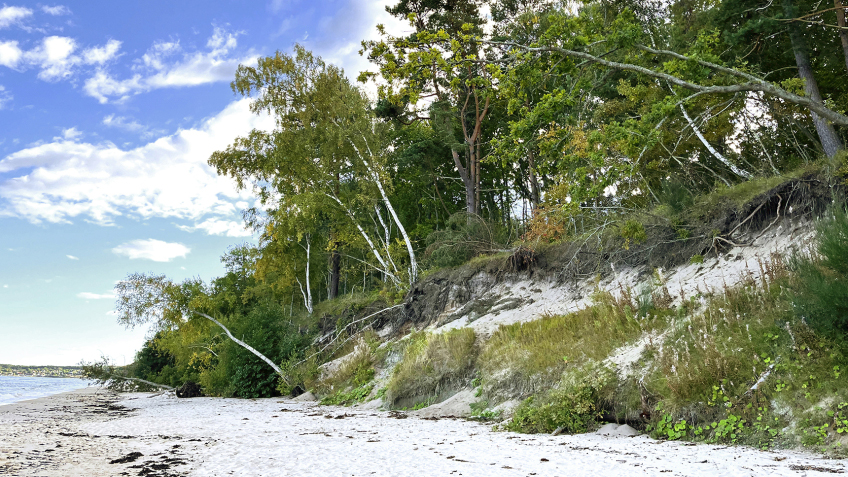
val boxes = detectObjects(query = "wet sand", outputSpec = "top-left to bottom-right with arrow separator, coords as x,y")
1,388 -> 846,476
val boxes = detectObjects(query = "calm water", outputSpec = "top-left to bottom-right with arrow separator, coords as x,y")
0,375 -> 89,406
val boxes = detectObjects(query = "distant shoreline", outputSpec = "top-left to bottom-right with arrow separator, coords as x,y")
0,364 -> 84,378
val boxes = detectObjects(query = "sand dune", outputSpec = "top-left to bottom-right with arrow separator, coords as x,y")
1,388 -> 845,476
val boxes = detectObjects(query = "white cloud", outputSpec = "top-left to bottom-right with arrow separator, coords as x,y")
301,0 -> 408,99
112,239 -> 190,262
0,37 -> 121,82
177,217 -> 252,237
0,41 -> 22,68
42,5 -> 71,16
0,85 -> 11,109
23,35 -> 77,81
66,254 -> 78,260
84,27 -> 252,103
0,5 -> 32,29
59,127 -> 81,141
0,99 -> 270,228
82,39 -> 121,65
77,291 -> 114,299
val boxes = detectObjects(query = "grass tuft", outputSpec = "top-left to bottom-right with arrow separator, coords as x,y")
386,328 -> 477,407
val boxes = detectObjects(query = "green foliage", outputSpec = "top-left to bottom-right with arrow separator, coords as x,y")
790,204 -> 848,338
424,213 -> 509,268
620,220 -> 647,250
320,383 -> 375,406
131,333 -> 175,382
217,303 -> 313,398
505,364 -> 616,434
387,328 -> 477,406
479,290 -> 670,397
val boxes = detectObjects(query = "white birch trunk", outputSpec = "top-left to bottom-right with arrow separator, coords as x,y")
189,309 -> 288,384
326,193 -> 400,285
346,134 -> 419,282
296,235 -> 313,314
679,103 -> 753,179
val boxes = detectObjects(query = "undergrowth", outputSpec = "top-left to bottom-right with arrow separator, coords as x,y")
478,285 -> 676,398
386,328 -> 477,407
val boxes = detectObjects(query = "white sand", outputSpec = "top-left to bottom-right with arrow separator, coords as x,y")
430,220 -> 814,339
3,388 -> 846,476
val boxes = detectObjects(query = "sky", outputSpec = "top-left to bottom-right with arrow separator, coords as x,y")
0,0 -> 406,366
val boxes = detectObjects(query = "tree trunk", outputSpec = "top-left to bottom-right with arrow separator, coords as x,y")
452,149 -> 477,214
328,239 -> 340,300
784,0 -> 844,158
528,148 -> 541,208
837,0 -> 848,75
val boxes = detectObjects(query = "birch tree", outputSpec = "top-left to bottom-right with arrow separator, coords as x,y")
209,46 -> 420,285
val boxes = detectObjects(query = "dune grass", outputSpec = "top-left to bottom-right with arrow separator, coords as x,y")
478,287 -> 676,398
386,328 -> 477,407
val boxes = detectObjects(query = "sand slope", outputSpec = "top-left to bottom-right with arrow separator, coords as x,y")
4,388 -> 845,476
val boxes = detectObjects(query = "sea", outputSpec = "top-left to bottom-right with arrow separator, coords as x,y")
0,375 -> 90,406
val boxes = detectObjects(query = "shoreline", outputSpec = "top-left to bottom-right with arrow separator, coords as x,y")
1,389 -> 846,476
0,376 -> 92,408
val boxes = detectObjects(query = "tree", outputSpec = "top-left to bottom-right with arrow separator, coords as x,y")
361,0 -> 497,215
114,272 -> 288,384
210,46 -> 420,284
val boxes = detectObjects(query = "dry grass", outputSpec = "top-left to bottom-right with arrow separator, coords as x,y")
386,328 -> 477,406
651,257 -> 793,417
479,289 -> 672,398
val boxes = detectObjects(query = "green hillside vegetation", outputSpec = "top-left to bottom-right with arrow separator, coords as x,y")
83,0 -> 848,454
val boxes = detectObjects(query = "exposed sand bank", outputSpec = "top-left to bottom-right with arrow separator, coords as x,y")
1,388 -> 845,476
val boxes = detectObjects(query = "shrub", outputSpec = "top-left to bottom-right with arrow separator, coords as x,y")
790,204 -> 848,338
386,328 -> 477,406
506,364 -> 616,434
424,213 -> 508,268
219,303 -> 313,398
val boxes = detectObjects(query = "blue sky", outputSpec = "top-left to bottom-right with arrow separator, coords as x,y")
0,0 -> 405,365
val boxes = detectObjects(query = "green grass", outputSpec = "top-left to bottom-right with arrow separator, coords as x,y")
386,328 -> 477,407
478,289 -> 674,398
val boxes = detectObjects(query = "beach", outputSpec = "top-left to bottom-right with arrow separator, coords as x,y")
1,388 -> 845,477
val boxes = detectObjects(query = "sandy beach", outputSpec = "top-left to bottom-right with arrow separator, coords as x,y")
1,388 -> 846,476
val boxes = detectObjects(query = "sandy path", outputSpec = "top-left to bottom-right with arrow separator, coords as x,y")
2,389 -> 847,476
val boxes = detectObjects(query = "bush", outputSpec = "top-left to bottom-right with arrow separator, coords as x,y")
790,204 -> 848,338
506,364 -> 616,434
386,328 -> 477,406
218,303 -> 313,398
424,213 -> 508,268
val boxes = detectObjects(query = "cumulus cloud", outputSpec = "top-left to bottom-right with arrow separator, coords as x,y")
4,36 -> 122,81
24,35 -> 77,80
77,291 -> 114,299
66,254 -> 78,260
0,5 -> 32,29
0,41 -> 22,68
41,5 -> 71,16
0,99 -> 271,228
112,239 -> 190,262
82,39 -> 121,65
85,27 -> 252,103
176,217 -> 252,237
